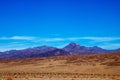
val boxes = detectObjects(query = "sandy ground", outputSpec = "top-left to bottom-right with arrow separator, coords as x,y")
0,58 -> 120,75
0,53 -> 120,79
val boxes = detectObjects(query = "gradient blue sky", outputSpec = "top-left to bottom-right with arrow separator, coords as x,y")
0,0 -> 120,51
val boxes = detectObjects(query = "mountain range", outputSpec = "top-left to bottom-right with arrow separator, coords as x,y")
0,42 -> 120,60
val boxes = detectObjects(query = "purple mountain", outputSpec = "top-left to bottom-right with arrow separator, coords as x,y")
63,42 -> 108,54
0,46 -> 69,60
0,42 -> 120,60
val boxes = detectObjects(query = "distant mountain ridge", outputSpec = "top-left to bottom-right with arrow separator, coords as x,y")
0,42 -> 120,60
0,46 -> 69,60
63,42 -> 108,54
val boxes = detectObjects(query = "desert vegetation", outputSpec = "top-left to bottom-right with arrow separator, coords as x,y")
0,72 -> 120,80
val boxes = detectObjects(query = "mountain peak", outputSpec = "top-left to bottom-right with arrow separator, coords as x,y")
93,46 -> 101,49
63,43 -> 108,54
63,42 -> 81,50
68,42 -> 80,46
63,42 -> 81,53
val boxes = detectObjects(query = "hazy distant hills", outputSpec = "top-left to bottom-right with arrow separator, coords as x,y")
0,42 -> 120,60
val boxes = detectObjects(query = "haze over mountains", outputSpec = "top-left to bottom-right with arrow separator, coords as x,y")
0,42 -> 120,60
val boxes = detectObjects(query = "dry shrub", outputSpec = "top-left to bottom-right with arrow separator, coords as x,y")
7,76 -> 13,80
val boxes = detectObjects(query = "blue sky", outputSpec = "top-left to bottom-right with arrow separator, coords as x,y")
0,0 -> 120,51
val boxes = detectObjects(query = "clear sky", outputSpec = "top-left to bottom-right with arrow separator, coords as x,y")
0,0 -> 120,51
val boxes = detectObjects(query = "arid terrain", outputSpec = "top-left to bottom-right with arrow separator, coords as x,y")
0,52 -> 120,79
